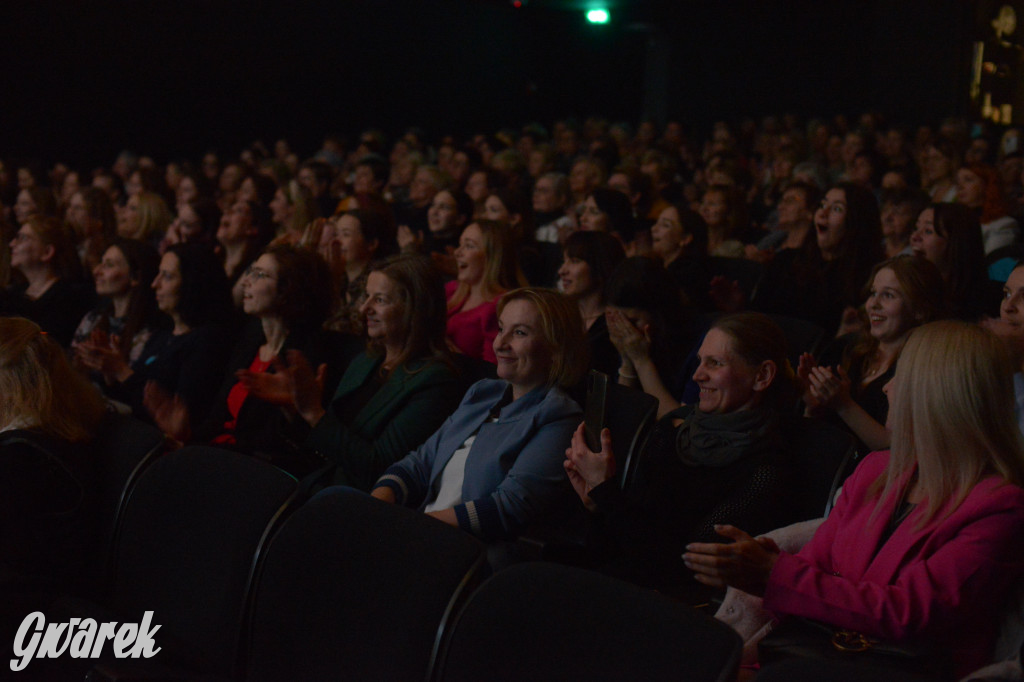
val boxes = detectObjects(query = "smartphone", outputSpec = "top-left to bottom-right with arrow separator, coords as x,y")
584,371 -> 608,451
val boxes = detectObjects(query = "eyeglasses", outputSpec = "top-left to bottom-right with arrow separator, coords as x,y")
243,266 -> 276,281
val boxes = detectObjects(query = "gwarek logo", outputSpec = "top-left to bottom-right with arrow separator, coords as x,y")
10,611 -> 161,672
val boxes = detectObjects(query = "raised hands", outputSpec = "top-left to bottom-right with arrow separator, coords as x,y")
806,365 -> 852,411
75,329 -> 132,383
682,524 -> 779,596
606,308 -> 652,366
240,350 -> 328,426
563,422 -> 616,512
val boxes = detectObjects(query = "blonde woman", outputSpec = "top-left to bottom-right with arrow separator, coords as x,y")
445,219 -> 527,363
685,321 -> 1024,679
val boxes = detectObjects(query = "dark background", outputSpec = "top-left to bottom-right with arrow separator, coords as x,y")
0,0 -> 976,167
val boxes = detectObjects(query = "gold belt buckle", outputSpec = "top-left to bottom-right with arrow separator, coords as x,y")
831,629 -> 877,653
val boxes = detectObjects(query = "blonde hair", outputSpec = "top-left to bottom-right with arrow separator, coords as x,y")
0,317 -> 106,441
447,219 -> 527,310
135,191 -> 172,241
877,320 -> 1024,526
497,288 -> 588,389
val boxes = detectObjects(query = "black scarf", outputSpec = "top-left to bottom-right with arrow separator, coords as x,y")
671,406 -> 779,468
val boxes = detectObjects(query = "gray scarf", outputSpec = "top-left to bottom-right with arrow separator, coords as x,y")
674,407 -> 778,468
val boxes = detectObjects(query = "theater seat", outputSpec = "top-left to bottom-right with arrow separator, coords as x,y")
93,446 -> 302,679
242,486 -> 486,682
434,562 -> 742,682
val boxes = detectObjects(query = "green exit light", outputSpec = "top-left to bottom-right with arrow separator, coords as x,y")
586,9 -> 609,23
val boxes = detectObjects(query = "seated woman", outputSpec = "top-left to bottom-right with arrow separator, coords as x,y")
320,209 -> 396,335
955,162 -> 1020,256
649,203 -> 714,311
104,243 -> 236,429
800,255 -> 946,453
565,312 -> 795,602
879,188 -> 928,259
72,238 -> 165,390
700,183 -> 753,257
180,244 -> 341,468
216,199 -> 274,306
371,288 -> 585,541
65,187 -> 117,276
446,219 -> 527,363
983,262 -> 1024,438
117,191 -> 172,249
685,321 -> 1024,679
1,215 -> 93,347
606,256 -> 699,417
0,317 -> 107,622
910,202 -> 998,321
751,182 -> 883,335
558,230 -> 626,378
579,187 -> 636,246
261,254 -> 465,490
267,179 -> 315,246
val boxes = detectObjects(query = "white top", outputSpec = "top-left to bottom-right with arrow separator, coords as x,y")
982,215 -> 1020,255
424,433 -> 477,512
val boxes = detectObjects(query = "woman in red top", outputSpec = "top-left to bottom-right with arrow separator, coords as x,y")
445,219 -> 526,363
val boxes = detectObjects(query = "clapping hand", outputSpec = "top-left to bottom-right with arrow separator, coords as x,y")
563,422 -> 616,512
807,365 -> 852,411
683,525 -> 780,596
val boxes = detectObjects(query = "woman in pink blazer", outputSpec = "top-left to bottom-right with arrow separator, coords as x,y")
685,320 -> 1024,677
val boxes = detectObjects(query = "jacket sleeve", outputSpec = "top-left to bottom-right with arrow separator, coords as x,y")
372,382 -> 482,508
453,410 -> 581,541
764,471 -> 1024,643
306,369 -> 463,491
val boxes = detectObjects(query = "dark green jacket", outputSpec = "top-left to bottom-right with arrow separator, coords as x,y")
305,352 -> 463,490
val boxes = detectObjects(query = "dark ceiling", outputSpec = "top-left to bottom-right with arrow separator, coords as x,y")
0,0 -> 974,167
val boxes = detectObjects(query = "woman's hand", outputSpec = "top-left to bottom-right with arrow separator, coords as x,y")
683,525 -> 780,596
76,330 -> 132,383
807,365 -> 852,411
371,487 -> 396,504
796,353 -> 822,412
563,422 -> 616,511
143,381 -> 191,443
606,308 -> 652,365
236,367 -> 293,406
284,350 -> 328,426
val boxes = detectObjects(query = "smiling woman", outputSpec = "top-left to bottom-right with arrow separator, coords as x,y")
564,312 -> 796,601
801,255 -> 947,453
372,287 -> 586,540
445,219 -> 527,363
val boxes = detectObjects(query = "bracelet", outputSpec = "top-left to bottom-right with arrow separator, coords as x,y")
618,368 -> 638,380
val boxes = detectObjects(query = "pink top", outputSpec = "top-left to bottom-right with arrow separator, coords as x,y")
445,280 -> 499,364
764,450 -> 1024,678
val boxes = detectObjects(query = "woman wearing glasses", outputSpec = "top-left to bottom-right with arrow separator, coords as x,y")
154,244 -> 345,470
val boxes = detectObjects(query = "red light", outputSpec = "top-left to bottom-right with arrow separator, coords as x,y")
513,1 -> 522,7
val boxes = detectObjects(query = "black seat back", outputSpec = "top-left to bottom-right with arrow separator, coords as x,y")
244,486 -> 486,682
435,562 -> 742,682
111,446 -> 299,677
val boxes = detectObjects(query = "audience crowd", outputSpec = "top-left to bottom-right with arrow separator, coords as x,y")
6,110 -> 1024,678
